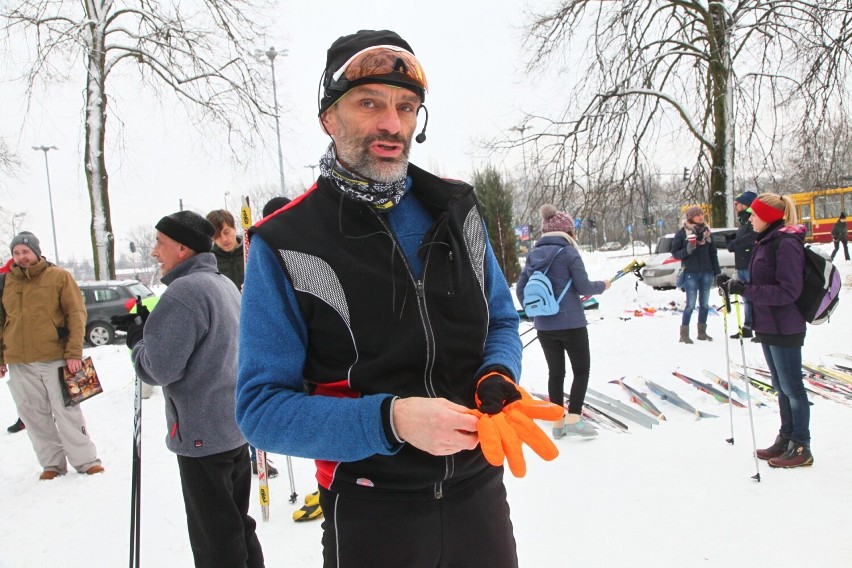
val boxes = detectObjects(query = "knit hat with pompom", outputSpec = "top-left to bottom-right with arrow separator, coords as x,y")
540,204 -> 575,235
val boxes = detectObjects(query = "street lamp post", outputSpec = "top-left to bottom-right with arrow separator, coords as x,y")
32,145 -> 60,264
305,164 -> 318,182
11,213 -> 26,235
258,47 -> 288,195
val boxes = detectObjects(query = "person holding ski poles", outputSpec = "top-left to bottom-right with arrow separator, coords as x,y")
119,211 -> 265,567
236,29 -> 557,568
672,206 -> 721,344
516,205 -> 610,438
726,191 -> 758,339
718,193 -> 812,468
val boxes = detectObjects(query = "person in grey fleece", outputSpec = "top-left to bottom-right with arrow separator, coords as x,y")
129,211 -> 264,568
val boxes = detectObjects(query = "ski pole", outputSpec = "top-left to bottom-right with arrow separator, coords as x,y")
581,259 -> 646,301
733,295 -> 761,482
129,296 -> 144,568
718,285 -> 735,445
285,456 -> 297,503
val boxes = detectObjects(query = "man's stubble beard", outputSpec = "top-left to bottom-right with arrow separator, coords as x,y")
334,125 -> 412,183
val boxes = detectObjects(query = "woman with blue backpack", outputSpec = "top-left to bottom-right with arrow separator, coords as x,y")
718,193 -> 813,468
516,205 -> 610,439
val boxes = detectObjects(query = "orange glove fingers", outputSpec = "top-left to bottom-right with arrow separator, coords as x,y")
506,410 -> 560,462
476,414 -> 505,467
493,413 -> 527,478
511,399 -> 565,422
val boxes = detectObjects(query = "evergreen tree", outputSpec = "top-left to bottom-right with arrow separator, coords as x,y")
473,166 -> 521,284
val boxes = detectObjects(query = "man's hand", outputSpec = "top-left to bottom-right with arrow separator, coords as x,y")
0,364 -> 7,379
392,397 -> 479,456
66,359 -> 82,374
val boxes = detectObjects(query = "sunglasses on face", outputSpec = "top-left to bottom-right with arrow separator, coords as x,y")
330,45 -> 428,93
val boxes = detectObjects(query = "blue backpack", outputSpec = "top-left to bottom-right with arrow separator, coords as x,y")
522,247 -> 572,318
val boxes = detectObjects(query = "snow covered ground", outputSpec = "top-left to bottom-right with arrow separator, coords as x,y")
1,245 -> 851,567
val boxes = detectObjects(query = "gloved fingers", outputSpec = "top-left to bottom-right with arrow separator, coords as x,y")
507,399 -> 565,422
505,410 -> 560,462
492,413 -> 526,478
476,414 -> 505,468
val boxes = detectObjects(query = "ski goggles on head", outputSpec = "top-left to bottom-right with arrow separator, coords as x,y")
329,45 -> 428,97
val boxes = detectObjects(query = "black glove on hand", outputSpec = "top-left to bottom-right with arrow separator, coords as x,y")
111,313 -> 137,333
476,372 -> 522,415
726,279 -> 745,296
715,274 -> 731,288
125,321 -> 145,349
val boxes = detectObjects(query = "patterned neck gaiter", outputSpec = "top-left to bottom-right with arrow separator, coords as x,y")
318,143 -> 407,210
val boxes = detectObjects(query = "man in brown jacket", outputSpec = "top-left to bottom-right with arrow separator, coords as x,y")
0,232 -> 103,480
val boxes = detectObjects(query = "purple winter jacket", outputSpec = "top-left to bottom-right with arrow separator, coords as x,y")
743,223 -> 807,340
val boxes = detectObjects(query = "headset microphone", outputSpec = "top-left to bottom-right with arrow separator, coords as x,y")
415,105 -> 429,143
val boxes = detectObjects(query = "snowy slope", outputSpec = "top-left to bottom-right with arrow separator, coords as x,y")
1,246 -> 850,567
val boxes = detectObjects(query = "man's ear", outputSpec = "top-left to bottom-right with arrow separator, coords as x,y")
319,111 -> 336,137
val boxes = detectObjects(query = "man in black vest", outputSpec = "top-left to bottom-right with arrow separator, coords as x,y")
236,30 -> 529,567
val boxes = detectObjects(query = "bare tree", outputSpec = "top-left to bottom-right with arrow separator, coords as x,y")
126,223 -> 157,275
2,0 -> 274,278
516,1 -> 852,226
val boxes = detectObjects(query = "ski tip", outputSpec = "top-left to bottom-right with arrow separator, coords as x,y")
658,414 -> 667,421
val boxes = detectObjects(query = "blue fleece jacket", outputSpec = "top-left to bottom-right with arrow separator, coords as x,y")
236,187 -> 521,462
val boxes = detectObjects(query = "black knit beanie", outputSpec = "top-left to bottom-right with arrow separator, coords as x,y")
155,211 -> 215,253
319,29 -> 425,114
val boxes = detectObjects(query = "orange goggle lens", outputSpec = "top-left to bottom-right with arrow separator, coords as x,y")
332,46 -> 428,93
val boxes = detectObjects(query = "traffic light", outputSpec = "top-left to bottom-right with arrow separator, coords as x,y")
682,167 -> 689,182
588,218 -> 596,229
129,242 -> 136,253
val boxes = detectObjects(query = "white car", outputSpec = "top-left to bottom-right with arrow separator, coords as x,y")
640,228 -> 738,289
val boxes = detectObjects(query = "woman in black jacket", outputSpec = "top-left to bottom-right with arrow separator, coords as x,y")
671,206 -> 721,344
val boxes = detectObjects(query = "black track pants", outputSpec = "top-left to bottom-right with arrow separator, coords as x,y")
177,444 -> 264,568
319,466 -> 518,568
537,326 -> 591,414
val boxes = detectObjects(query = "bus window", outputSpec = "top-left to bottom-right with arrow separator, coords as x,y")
798,204 -> 812,236
814,194 -> 843,219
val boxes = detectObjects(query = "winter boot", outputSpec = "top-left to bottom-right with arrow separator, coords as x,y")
679,325 -> 693,344
563,413 -> 598,437
755,435 -> 789,460
768,441 -> 814,468
251,459 -> 280,478
7,418 -> 25,434
552,414 -> 566,439
697,323 -> 713,341
730,327 -> 753,340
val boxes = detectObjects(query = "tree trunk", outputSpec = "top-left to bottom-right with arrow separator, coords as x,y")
708,2 -> 731,227
84,23 -> 114,279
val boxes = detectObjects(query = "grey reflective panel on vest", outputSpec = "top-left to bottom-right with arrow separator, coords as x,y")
280,249 -> 351,327
463,207 -> 486,295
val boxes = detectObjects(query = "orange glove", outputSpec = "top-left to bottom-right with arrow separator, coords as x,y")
471,373 -> 564,477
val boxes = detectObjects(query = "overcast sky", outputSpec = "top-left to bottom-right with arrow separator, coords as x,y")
0,0 -> 691,263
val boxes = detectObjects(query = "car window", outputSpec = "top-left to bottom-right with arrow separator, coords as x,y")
92,288 -> 120,303
711,231 -> 734,248
127,283 -> 155,298
656,237 -> 673,254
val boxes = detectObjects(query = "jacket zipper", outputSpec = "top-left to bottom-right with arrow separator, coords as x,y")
369,209 -> 447,498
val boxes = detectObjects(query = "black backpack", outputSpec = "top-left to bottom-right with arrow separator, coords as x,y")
768,235 -> 840,325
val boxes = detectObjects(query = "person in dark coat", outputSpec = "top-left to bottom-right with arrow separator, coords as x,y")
726,191 -> 758,338
516,205 -> 610,439
830,212 -> 849,261
205,209 -> 244,289
719,193 -> 813,469
671,206 -> 720,343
